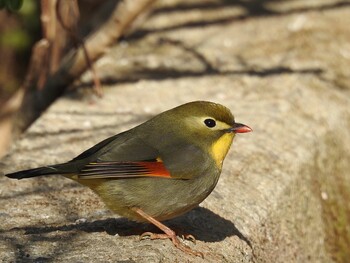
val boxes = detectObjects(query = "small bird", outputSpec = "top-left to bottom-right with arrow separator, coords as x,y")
6,101 -> 251,257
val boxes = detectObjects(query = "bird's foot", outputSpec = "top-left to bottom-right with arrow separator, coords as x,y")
140,232 -> 169,240
181,234 -> 196,244
140,231 -> 203,258
132,207 -> 203,257
141,232 -> 196,243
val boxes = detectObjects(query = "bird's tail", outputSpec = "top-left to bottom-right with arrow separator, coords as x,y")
5,163 -> 75,180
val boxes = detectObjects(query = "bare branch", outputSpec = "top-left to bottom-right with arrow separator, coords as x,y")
56,0 -> 102,96
15,0 -> 157,133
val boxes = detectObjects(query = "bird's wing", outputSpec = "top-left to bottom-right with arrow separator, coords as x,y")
71,129 -> 174,179
77,160 -> 171,179
70,132 -> 128,162
70,128 -> 207,180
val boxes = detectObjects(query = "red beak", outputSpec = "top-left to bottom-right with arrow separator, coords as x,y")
230,122 -> 252,133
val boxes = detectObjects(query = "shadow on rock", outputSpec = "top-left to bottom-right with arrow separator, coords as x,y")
167,207 -> 250,245
12,207 -> 250,246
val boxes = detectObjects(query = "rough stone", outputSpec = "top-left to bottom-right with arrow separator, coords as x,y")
1,1 -> 350,262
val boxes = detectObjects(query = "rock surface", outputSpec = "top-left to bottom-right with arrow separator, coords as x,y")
1,1 -> 350,262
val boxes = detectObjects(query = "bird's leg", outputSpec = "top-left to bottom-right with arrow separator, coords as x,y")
132,207 -> 203,258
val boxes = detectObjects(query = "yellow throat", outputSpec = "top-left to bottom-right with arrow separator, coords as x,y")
211,133 -> 234,168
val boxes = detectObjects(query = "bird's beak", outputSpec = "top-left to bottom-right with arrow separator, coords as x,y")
228,122 -> 252,133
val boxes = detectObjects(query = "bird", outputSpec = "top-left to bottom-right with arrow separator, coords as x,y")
5,101 -> 252,257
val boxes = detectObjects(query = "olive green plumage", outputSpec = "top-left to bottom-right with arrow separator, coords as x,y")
6,101 -> 251,254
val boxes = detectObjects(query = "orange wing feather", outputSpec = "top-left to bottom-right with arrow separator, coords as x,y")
78,160 -> 171,179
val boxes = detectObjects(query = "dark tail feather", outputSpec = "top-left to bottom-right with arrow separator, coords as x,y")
5,163 -> 74,180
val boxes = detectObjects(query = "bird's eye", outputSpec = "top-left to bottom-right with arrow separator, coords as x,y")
204,118 -> 216,128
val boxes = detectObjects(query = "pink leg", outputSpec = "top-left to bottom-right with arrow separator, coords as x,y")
132,207 -> 203,258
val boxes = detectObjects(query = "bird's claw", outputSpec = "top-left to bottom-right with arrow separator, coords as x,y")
181,234 -> 196,244
140,231 -> 203,257
140,232 -> 170,240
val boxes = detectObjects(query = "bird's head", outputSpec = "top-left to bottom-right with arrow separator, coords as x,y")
149,101 -> 252,167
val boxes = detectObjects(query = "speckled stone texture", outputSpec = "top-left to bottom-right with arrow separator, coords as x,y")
1,1 -> 350,262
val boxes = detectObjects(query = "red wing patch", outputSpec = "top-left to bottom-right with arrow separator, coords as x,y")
78,161 -> 171,179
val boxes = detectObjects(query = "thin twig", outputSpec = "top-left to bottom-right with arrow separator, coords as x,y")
56,0 -> 103,97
